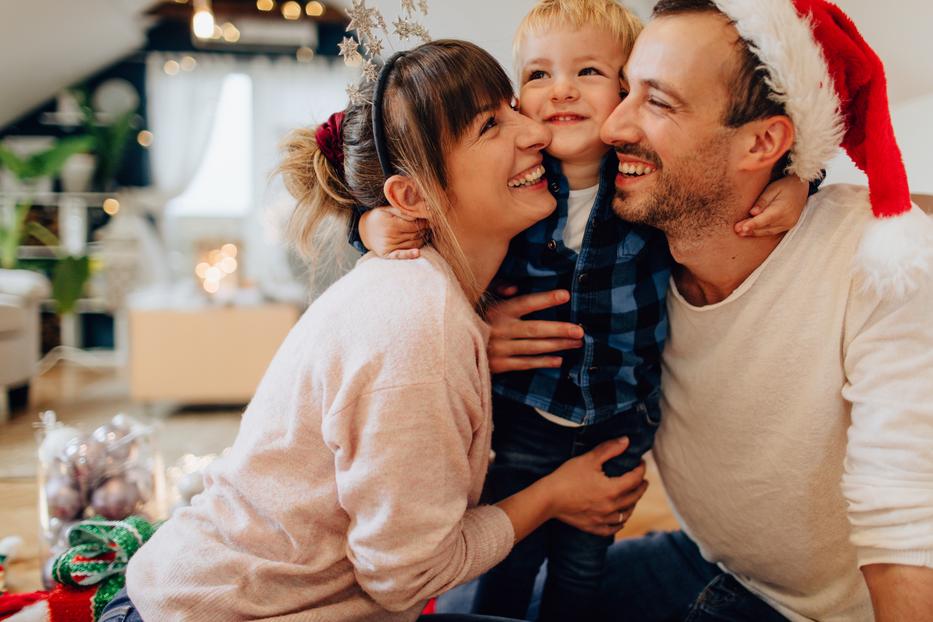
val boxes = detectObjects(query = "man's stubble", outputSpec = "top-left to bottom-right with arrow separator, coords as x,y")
611,134 -> 736,244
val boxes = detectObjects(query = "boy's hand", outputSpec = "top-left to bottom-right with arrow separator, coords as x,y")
487,289 -> 583,374
735,175 -> 809,237
359,207 -> 429,259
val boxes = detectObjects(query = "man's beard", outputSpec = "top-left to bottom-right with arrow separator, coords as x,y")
612,138 -> 734,240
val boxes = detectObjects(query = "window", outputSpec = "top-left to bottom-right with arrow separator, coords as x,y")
166,73 -> 253,217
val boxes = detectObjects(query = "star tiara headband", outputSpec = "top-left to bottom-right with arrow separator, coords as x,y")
337,0 -> 431,106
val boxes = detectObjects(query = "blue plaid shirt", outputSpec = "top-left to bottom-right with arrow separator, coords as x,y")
492,151 -> 673,425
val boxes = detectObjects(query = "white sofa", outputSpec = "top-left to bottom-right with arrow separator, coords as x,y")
0,269 -> 50,422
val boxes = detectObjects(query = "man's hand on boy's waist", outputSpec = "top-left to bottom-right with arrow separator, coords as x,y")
486,288 -> 583,374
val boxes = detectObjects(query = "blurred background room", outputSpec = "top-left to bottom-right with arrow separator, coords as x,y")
0,0 -> 930,597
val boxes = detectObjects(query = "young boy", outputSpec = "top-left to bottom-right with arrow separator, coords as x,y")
355,1 -> 810,619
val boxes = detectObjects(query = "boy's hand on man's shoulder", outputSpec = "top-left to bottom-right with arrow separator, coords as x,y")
735,175 -> 809,237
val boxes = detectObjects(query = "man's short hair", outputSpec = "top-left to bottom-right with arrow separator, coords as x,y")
513,0 -> 643,71
652,0 -> 787,128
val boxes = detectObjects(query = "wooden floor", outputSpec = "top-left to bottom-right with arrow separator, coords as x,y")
0,364 -> 678,594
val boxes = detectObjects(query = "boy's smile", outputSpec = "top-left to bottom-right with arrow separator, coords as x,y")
517,25 -> 629,171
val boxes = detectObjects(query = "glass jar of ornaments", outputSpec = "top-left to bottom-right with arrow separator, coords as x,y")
35,411 -> 165,588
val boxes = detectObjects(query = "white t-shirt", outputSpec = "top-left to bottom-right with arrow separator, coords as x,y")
655,185 -> 933,621
562,184 -> 599,254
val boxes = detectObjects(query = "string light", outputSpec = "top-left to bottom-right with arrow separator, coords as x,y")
163,60 -> 180,75
257,0 -> 275,10
196,243 -> 241,297
222,22 -> 240,42
137,130 -> 154,148
180,55 -> 198,71
282,1 -> 302,20
103,198 -> 120,216
296,46 -> 315,62
192,0 -> 215,39
305,1 -> 324,17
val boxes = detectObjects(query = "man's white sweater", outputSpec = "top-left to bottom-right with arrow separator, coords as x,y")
654,184 -> 933,621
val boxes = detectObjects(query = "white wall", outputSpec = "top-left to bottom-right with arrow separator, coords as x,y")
825,93 -> 933,194
334,0 -> 933,104
0,0 -> 156,129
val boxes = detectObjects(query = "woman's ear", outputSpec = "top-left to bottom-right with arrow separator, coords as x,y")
738,116 -> 795,173
383,175 -> 429,220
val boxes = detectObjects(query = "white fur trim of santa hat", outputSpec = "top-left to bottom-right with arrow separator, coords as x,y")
855,206 -> 933,300
711,0 -> 845,182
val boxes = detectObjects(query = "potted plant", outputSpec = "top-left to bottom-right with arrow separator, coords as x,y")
0,134 -> 96,313
72,87 -> 138,193
0,135 -> 94,196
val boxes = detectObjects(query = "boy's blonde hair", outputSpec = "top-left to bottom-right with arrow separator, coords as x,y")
513,0 -> 643,69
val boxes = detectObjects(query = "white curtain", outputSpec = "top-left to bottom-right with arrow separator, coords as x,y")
144,52 -> 355,300
145,52 -> 235,207
243,55 -> 356,301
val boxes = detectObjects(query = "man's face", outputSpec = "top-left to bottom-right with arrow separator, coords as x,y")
599,12 -> 742,236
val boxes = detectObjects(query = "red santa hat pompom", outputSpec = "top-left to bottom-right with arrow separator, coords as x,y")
712,0 -> 933,298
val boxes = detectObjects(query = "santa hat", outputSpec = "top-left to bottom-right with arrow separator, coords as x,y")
711,0 -> 933,298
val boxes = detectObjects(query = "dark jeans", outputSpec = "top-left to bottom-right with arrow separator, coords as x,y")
472,395 -> 660,622
99,587 -> 524,621
99,588 -> 144,622
439,531 -> 788,622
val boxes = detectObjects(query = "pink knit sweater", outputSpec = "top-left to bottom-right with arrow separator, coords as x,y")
126,249 -> 515,621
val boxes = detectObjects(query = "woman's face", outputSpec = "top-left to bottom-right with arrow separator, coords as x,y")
444,101 -> 556,242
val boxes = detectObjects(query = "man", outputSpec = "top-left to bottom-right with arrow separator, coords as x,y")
583,0 -> 933,620
438,1 -> 932,619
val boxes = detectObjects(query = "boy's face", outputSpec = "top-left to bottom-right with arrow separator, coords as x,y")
518,25 -> 628,166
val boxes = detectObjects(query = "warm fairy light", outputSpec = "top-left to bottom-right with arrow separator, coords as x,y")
296,46 -> 315,62
192,9 -> 215,39
222,22 -> 240,43
256,0 -> 274,10
282,1 -> 302,20
163,60 -> 180,75
103,198 -> 120,216
305,1 -> 324,17
137,130 -> 153,148
180,55 -> 197,71
194,243 -> 239,295
196,243 -> 241,297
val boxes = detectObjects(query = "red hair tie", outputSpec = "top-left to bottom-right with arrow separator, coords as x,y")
315,111 -> 345,167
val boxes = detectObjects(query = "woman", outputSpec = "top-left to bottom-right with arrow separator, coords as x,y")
105,40 -> 646,622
